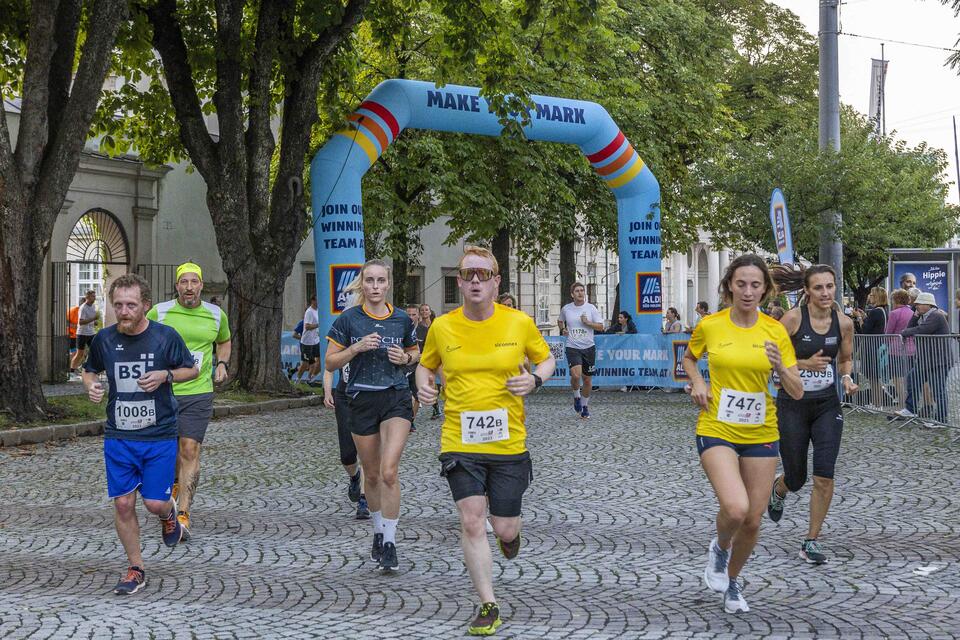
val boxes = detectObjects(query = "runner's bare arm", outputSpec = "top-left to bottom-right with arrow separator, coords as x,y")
415,363 -> 438,404
682,349 -> 709,409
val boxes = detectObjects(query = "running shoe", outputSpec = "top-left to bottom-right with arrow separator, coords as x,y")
497,533 -> 521,560
348,469 -> 362,503
370,532 -> 384,563
161,502 -> 183,547
767,479 -> 785,523
799,539 -> 828,564
113,566 -> 146,595
580,406 -> 590,419
574,396 -> 582,413
703,536 -> 730,592
356,496 -> 370,520
723,579 -> 750,613
468,602 -> 502,636
177,511 -> 191,542
379,542 -> 399,571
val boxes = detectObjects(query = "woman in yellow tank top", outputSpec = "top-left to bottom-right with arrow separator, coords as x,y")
683,254 -> 803,614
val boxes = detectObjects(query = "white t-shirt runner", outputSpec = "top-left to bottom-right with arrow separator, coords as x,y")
301,306 -> 320,345
560,302 -> 603,350
77,302 -> 97,336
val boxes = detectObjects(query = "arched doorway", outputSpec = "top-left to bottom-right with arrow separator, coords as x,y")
52,209 -> 130,379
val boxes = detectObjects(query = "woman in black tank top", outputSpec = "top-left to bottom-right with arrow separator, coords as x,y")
769,265 -> 858,565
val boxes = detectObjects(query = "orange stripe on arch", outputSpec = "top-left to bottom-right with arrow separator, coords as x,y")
594,144 -> 635,177
349,113 -> 389,151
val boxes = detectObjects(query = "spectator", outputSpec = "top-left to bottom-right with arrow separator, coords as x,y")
611,311 -> 638,334
908,287 -> 921,305
857,287 -> 889,408
686,301 -> 709,332
885,289 -> 916,412
497,292 -> 517,308
901,292 -> 951,423
663,307 -> 683,334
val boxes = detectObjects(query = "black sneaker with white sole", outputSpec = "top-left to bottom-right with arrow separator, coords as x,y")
370,532 -> 384,563
799,539 -> 828,564
379,541 -> 399,571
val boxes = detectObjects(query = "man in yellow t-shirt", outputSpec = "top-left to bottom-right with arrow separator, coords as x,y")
417,247 -> 555,637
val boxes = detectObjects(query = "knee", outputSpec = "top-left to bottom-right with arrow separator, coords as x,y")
380,465 -> 399,487
812,475 -> 834,491
113,494 -> 137,517
179,439 -> 200,460
721,501 -> 749,527
341,453 -> 358,467
142,499 -> 170,516
784,472 -> 807,493
492,518 -> 520,542
740,514 -> 763,535
460,512 -> 487,539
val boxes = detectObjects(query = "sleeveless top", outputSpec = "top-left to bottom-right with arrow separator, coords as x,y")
788,305 -> 842,401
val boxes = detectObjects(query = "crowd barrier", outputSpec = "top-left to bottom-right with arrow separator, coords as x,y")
849,333 -> 960,440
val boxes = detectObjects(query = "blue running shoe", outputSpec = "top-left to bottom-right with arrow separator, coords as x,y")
161,500 -> 182,547
581,406 -> 590,419
113,566 -> 146,595
356,495 -> 370,520
574,396 -> 582,413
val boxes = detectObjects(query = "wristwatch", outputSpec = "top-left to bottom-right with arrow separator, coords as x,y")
532,373 -> 543,388
840,374 -> 853,384
165,370 -> 174,384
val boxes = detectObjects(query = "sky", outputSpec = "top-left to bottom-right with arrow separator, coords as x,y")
772,0 -> 960,204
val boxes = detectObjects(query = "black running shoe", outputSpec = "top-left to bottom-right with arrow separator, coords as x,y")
468,602 -> 502,636
768,479 -> 785,523
356,496 -> 370,520
497,533 -> 521,560
800,539 -> 828,564
379,541 -> 399,571
348,469 -> 362,503
370,532 -> 384,563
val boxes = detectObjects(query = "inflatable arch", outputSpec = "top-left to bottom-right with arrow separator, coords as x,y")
310,79 -> 662,343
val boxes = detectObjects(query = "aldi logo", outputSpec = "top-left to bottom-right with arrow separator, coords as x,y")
636,272 -> 662,314
330,264 -> 362,314
672,340 -> 689,382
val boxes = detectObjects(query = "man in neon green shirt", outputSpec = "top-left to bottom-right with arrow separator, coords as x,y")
147,262 -> 231,540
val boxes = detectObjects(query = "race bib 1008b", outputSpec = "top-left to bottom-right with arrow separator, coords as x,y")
717,388 -> 765,425
115,399 -> 157,430
460,408 -> 509,444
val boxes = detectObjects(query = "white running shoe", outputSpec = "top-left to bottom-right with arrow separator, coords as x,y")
724,580 -> 750,613
703,536 -> 730,592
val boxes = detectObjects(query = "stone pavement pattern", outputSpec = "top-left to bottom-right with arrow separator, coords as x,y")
0,392 -> 957,639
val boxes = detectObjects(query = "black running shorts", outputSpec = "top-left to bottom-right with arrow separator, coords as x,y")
439,452 -> 533,518
565,346 -> 596,377
348,387 -> 413,436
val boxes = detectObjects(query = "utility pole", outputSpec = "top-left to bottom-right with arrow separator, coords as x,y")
881,43 -> 886,137
819,0 -> 843,302
953,116 -> 960,204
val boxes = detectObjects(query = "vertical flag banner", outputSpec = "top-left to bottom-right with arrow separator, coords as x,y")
769,188 -> 795,267
311,79 -> 663,355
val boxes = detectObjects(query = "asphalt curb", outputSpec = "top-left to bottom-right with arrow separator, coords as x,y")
0,395 -> 324,448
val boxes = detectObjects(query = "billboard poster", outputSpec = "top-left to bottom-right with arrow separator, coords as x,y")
892,261 -> 950,311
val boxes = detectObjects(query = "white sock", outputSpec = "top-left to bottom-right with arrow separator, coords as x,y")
581,397 -> 589,407
372,511 -> 383,535
382,518 -> 398,544
573,389 -> 581,398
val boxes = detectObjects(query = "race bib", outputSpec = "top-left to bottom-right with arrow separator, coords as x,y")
115,399 -> 157,430
717,388 -> 766,425
461,409 -> 509,444
800,366 -> 835,391
190,350 -> 204,371
570,328 -> 588,338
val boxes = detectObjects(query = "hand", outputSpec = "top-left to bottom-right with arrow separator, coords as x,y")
765,340 -> 783,371
353,333 -> 381,353
386,345 -> 407,365
690,380 -> 710,409
87,381 -> 105,403
214,362 -> 229,384
841,376 -> 859,396
506,366 -> 536,397
418,380 -> 438,405
324,391 -> 335,409
137,370 -> 168,393
800,349 -> 831,372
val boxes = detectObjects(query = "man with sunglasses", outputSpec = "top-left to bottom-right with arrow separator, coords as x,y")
417,246 -> 556,636
557,282 -> 605,418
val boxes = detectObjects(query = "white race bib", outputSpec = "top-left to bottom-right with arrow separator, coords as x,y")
717,389 -> 766,425
460,409 -> 510,444
800,366 -> 835,391
115,399 -> 157,430
190,350 -> 204,371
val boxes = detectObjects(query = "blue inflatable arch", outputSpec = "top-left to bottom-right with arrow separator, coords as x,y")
310,79 -> 662,343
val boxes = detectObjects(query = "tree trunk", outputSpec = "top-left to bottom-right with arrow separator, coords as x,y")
559,236 -> 577,303
0,205 -> 49,422
227,264 -> 292,394
393,251 -> 409,307
492,227 -> 511,294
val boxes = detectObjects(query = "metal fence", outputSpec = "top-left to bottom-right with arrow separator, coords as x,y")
848,333 -> 960,441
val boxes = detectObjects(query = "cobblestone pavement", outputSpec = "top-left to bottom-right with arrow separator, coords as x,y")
0,391 -> 957,639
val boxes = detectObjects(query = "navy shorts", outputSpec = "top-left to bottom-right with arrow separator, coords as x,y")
696,435 -> 780,458
300,343 -> 320,362
565,346 -> 596,376
104,438 -> 177,500
440,453 -> 533,518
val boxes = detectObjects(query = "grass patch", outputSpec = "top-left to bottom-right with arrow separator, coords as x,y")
216,381 -> 325,404
0,395 -> 106,430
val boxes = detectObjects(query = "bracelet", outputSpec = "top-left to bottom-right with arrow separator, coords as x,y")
216,361 -> 227,369
841,374 -> 853,383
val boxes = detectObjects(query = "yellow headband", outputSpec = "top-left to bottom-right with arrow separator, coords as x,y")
176,262 -> 203,282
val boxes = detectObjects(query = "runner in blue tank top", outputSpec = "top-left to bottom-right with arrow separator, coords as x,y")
769,265 -> 858,565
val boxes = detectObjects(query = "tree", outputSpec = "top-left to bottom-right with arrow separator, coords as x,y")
0,0 -> 128,422
103,0 -> 595,393
701,107 -> 959,306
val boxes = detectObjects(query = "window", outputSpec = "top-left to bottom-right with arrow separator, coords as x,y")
537,262 -> 551,282
406,274 -> 423,304
587,262 -> 597,279
76,262 -> 103,307
305,271 -> 316,307
537,295 -> 550,325
444,275 -> 460,304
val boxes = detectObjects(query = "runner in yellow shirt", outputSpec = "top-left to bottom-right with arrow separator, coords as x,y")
417,246 -> 555,637
683,254 -> 803,614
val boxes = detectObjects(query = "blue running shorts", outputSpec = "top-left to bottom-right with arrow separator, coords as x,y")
103,438 -> 177,501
